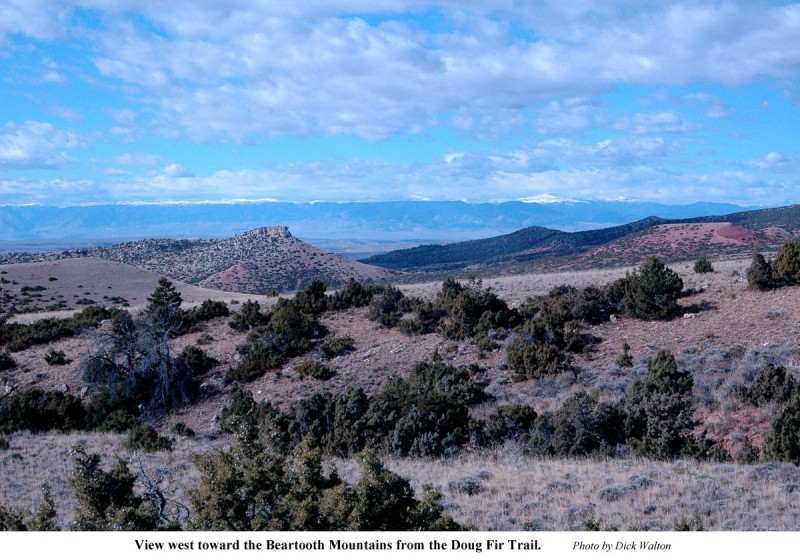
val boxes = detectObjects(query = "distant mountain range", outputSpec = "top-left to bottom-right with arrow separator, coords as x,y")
0,201 -> 754,250
362,204 -> 800,273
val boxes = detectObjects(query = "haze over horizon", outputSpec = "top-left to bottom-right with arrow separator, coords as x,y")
1,1 -> 799,207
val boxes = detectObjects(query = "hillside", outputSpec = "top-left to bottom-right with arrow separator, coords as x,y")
362,217 -> 667,270
4,256 -> 800,530
0,227 -> 397,295
363,205 -> 800,273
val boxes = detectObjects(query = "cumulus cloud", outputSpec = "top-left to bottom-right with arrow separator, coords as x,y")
612,112 -> 700,135
0,120 -> 85,169
4,1 -> 797,141
162,163 -> 195,178
747,151 -> 800,171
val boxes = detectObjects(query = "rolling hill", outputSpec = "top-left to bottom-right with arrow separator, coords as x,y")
362,204 -> 800,272
0,227 -> 396,295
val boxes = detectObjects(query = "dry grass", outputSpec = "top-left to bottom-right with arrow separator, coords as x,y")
337,451 -> 800,531
4,431 -> 800,531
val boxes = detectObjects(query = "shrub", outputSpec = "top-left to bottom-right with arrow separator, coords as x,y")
189,442 -> 459,531
506,311 -> 582,380
736,439 -> 760,464
434,278 -> 515,340
70,446 -> 164,530
295,358 -> 337,381
1,305 -> 119,352
124,424 -> 173,452
320,335 -> 355,358
622,256 -> 683,319
693,257 -> 714,274
480,404 -> 537,444
772,241 -> 800,285
737,363 -> 797,406
44,348 -> 68,366
183,299 -> 229,327
177,345 -> 217,376
622,350 -> 700,459
764,393 -> 800,464
0,352 -> 15,371
328,279 -> 379,310
228,300 -> 268,331
172,422 -> 195,438
293,280 -> 328,315
367,285 -> 409,328
746,247 -> 775,291
616,343 -> 633,368
0,388 -> 86,433
549,393 -> 624,457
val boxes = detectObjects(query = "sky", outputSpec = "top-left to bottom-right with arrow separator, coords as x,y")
1,0 -> 799,207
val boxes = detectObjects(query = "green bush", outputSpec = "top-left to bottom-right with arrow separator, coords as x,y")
1,305 -> 119,352
295,358 -> 337,381
227,294 -> 327,382
737,363 -> 797,406
434,278 -> 516,340
772,240 -> 800,285
367,285 -> 409,328
0,388 -> 86,433
746,247 -> 775,291
328,279 -> 380,310
172,422 -> 195,438
622,350 -> 700,459
506,311 -> 582,380
549,392 -> 624,457
764,393 -> 800,464
615,343 -> 633,368
693,257 -> 714,274
622,256 -> 683,319
44,348 -> 68,366
124,424 -> 173,452
0,352 -> 15,371
183,299 -> 229,329
228,300 -> 268,331
293,280 -> 329,315
189,432 -> 459,530
70,446 -> 165,530
480,404 -> 537,445
320,335 -> 355,358
177,345 -> 217,376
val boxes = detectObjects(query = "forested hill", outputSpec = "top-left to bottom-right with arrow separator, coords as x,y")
361,217 -> 667,271
362,204 -> 800,272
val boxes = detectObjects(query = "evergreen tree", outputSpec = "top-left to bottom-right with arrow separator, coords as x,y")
746,246 -> 775,291
623,256 -> 683,319
146,277 -> 183,331
623,350 -> 699,459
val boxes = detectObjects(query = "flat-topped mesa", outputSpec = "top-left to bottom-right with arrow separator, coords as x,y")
241,226 -> 292,239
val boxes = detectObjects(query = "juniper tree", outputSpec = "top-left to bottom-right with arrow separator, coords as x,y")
622,256 -> 683,319
622,350 -> 699,459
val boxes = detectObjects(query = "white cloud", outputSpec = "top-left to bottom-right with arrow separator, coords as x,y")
0,120 -> 84,169
114,152 -> 162,167
747,151 -> 800,171
612,112 -> 700,135
3,1 -> 795,141
162,163 -> 195,178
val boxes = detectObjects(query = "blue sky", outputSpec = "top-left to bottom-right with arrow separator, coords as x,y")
1,0 -> 799,206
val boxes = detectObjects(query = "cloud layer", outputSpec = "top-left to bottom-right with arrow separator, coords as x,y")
0,1 -> 798,206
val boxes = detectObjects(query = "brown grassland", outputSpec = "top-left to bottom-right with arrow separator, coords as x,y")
2,255 -> 800,530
